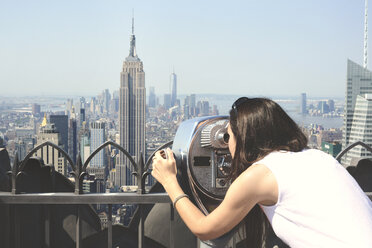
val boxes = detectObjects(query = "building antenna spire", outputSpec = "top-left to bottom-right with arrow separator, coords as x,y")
128,9 -> 137,58
132,9 -> 134,35
364,0 -> 368,69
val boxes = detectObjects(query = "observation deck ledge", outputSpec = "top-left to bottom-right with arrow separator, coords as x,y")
0,192 -> 369,204
0,192 -> 171,205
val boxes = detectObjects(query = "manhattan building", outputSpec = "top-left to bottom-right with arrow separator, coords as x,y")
49,115 -> 68,153
342,60 -> 372,166
170,71 -> 177,107
148,87 -> 156,108
118,18 -> 146,186
342,0 -> 372,166
344,94 -> 372,165
90,121 -> 106,168
300,93 -> 307,115
36,115 -> 67,176
88,121 -> 106,202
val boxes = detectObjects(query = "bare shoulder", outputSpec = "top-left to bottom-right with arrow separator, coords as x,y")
235,163 -> 278,206
237,163 -> 273,183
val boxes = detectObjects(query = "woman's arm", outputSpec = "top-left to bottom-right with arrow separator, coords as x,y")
151,149 -> 277,241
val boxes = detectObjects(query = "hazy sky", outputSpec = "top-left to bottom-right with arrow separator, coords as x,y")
0,0 -> 368,97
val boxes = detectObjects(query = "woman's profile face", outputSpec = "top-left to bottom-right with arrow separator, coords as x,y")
227,123 -> 236,158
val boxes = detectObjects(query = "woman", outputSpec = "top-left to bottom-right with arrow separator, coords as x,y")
151,97 -> 372,247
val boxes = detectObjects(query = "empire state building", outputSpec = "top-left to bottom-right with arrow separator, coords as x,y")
118,18 -> 146,186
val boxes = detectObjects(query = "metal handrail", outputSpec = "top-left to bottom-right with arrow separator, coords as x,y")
335,141 -> 372,162
4,140 -> 174,248
2,141 -> 372,248
0,192 -> 171,204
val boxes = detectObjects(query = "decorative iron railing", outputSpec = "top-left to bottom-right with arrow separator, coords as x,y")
1,140 -> 174,248
1,141 -> 372,248
335,140 -> 372,162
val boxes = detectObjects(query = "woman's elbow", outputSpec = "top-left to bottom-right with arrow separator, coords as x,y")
193,228 -> 221,241
195,231 -> 213,241
190,218 -> 225,241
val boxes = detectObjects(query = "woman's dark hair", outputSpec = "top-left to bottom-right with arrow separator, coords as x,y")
229,97 -> 308,248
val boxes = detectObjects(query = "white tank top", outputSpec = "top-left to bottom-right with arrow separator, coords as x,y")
253,149 -> 372,248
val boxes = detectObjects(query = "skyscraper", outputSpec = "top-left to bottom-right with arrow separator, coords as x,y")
68,117 -> 77,163
50,115 -> 69,153
79,108 -> 85,128
328,99 -> 335,112
66,99 -> 73,115
79,130 -> 90,165
343,94 -> 372,165
183,96 -> 190,119
32,103 -> 41,115
317,101 -> 329,114
110,90 -> 120,113
149,87 -> 156,108
199,100 -> 210,116
90,121 -> 106,168
342,60 -> 372,166
190,94 -> 196,116
36,115 -> 67,175
80,97 -> 86,109
118,16 -> 146,186
300,93 -> 307,115
90,97 -> 96,114
170,71 -> 177,107
342,1 -> 372,166
164,94 -> 171,109
103,89 -> 111,113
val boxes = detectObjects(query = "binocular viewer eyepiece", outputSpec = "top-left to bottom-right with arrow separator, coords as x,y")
169,116 -> 240,247
172,116 -> 231,215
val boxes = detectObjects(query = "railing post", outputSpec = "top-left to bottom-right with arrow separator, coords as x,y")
5,204 -> 10,248
136,153 -> 146,195
76,205 -> 82,248
41,146 -> 44,164
138,205 -> 144,248
135,153 -> 146,248
9,155 -> 20,194
15,205 -> 20,248
108,204 -> 112,248
71,155 -> 86,195
7,155 -> 21,248
46,144 -> 49,164
71,155 -> 85,248
6,155 -> 21,248
170,204 -> 175,248
44,205 -> 51,248
52,147 -> 55,169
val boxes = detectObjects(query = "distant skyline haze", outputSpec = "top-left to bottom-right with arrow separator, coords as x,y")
0,0 -> 368,97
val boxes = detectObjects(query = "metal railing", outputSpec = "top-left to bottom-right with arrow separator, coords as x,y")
1,141 -> 372,248
335,140 -> 372,200
1,140 -> 174,248
335,140 -> 372,162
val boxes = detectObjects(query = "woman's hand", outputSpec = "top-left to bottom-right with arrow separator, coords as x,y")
151,148 -> 177,187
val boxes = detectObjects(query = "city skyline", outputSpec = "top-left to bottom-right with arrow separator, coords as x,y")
0,0 -> 368,98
